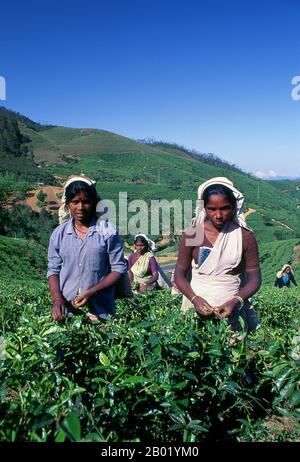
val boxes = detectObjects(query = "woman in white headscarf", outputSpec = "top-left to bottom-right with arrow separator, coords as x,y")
127,234 -> 159,293
47,175 -> 127,322
174,177 -> 261,332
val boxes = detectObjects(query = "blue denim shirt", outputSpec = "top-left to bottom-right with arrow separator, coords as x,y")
47,217 -> 127,318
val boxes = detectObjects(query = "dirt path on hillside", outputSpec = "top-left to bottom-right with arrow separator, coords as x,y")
156,256 -> 177,263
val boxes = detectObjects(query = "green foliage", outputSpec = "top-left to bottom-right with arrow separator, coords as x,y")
0,284 -> 299,442
37,190 -> 47,203
0,106 -> 54,132
0,174 -> 30,204
139,139 -> 245,174
0,108 -> 55,190
0,235 -> 47,281
0,207 -> 57,248
259,239 -> 300,285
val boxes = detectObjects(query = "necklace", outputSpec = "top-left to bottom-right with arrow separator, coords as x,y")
74,226 -> 87,234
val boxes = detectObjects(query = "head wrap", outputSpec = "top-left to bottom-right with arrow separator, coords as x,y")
58,175 -> 100,224
194,176 -> 251,231
277,264 -> 293,279
134,233 -> 156,252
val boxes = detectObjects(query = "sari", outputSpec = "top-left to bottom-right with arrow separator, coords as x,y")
130,252 -> 157,290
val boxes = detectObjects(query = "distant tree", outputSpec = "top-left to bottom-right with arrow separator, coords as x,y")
37,190 -> 47,204
137,139 -> 246,175
0,111 -> 56,186
0,205 -> 57,247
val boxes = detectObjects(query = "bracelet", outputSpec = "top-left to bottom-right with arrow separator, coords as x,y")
233,295 -> 244,308
190,295 -> 199,304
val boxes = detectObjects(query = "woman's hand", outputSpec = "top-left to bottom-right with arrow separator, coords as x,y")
71,290 -> 93,309
51,300 -> 65,322
213,299 -> 238,318
139,283 -> 149,293
193,296 -> 214,317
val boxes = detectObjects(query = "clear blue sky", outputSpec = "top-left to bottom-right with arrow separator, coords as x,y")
1,0 -> 300,177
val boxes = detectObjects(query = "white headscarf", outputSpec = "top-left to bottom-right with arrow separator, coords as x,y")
134,234 -> 156,252
58,175 -> 100,224
277,264 -> 293,279
194,176 -> 251,231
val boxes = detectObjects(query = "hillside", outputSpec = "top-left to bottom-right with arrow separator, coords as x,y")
268,179 -> 300,204
0,107 -> 55,188
0,235 -> 47,281
1,107 -> 300,245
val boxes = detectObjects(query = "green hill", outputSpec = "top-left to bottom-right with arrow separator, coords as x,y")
0,107 -> 52,183
22,123 -> 300,243
1,106 -> 300,246
268,179 -> 300,204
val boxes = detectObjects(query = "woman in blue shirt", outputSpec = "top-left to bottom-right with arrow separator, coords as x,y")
275,264 -> 297,288
47,176 -> 127,322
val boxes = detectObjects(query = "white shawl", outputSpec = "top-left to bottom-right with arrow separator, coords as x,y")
182,177 -> 249,312
182,221 -> 243,311
58,175 -> 102,224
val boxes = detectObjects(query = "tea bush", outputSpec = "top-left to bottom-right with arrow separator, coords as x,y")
0,281 -> 299,442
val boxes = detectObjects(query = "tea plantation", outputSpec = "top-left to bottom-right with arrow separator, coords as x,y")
0,280 -> 299,442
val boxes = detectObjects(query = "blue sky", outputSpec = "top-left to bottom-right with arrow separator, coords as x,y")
1,0 -> 300,177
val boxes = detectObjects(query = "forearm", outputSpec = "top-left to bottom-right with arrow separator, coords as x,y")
174,268 -> 206,303
236,271 -> 261,300
291,275 -> 297,286
174,267 -> 213,316
128,270 -> 134,284
145,271 -> 158,285
86,271 -> 122,296
48,275 -> 64,302
48,275 -> 65,321
174,236 -> 209,306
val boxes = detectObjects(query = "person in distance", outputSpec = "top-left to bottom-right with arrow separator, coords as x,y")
275,264 -> 297,289
127,234 -> 159,293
